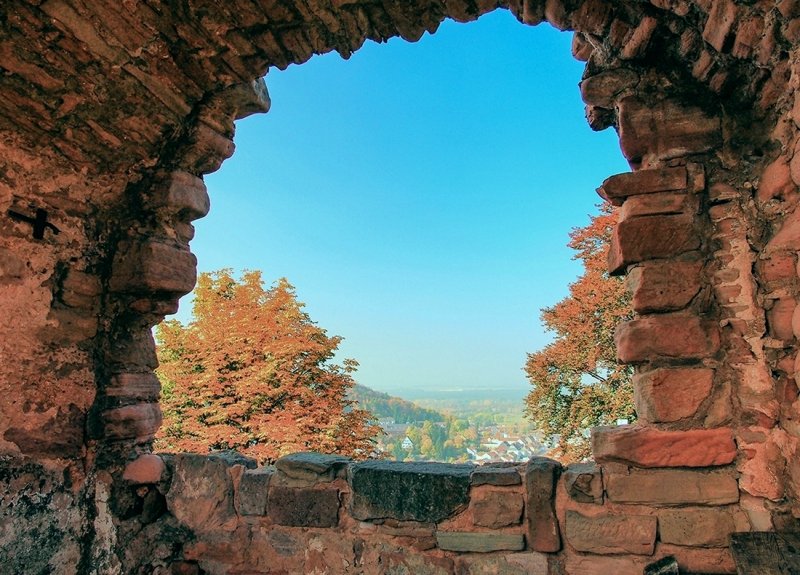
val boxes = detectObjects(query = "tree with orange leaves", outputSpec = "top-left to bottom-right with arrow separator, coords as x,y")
524,205 -> 634,462
154,269 -> 380,463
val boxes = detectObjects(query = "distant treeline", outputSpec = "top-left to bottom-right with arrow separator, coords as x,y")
348,384 -> 444,424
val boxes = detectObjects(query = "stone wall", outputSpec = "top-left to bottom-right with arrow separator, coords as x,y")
114,451 -> 741,574
2,0 -> 800,572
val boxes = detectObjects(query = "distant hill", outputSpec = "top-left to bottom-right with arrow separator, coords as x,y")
348,384 -> 445,424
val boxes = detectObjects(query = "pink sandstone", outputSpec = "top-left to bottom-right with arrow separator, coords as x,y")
592,425 -> 737,467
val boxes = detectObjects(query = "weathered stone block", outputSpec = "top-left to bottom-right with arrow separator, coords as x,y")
634,367 -> 713,423
101,402 -> 162,441
0,246 -> 26,282
658,508 -> 734,547
349,461 -> 472,523
757,155 -> 795,203
592,425 -> 736,467
110,239 -> 197,295
183,123 -> 235,174
626,261 -> 702,313
565,510 -> 656,555
456,552 -> 548,575
617,97 -> 721,164
105,372 -> 161,403
525,457 -> 561,552
166,453 -> 238,532
471,464 -> 521,486
565,554 -> 645,575
59,270 -> 101,309
605,468 -> 739,506
471,490 -> 523,528
620,192 -> 690,219
238,467 -> 272,516
615,314 -> 720,363
765,204 -> 800,252
599,167 -> 687,206
275,452 -> 350,482
3,404 -> 85,459
580,68 -> 639,108
123,454 -> 165,484
268,485 -> 339,527
768,297 -> 796,341
436,532 -> 525,553
702,0 -> 738,52
608,214 -> 699,275
149,171 -> 210,222
564,462 -> 603,504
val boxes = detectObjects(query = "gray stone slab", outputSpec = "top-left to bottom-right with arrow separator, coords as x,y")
275,452 -> 350,482
436,532 -> 525,553
349,461 -> 473,523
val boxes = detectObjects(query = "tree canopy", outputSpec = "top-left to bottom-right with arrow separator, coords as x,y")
154,269 -> 380,463
524,205 -> 634,462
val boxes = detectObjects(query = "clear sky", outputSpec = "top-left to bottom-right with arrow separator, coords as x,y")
180,9 -> 629,398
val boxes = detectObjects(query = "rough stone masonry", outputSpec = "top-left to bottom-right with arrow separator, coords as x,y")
2,0 -> 800,573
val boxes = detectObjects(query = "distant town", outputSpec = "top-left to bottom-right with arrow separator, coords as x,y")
349,384 -> 551,463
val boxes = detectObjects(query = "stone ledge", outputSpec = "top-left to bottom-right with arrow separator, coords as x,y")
592,426 -> 736,468
565,510 -> 657,556
436,532 -> 525,553
604,468 -> 740,506
349,461 -> 473,523
599,167 -> 687,206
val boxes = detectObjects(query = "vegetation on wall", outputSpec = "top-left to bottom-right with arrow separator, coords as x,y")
154,269 -> 380,463
525,205 -> 635,462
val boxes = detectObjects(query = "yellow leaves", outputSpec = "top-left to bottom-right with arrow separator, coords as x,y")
154,269 -> 378,463
525,205 -> 635,462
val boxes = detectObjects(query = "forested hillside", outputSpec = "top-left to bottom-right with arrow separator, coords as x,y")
348,384 -> 444,423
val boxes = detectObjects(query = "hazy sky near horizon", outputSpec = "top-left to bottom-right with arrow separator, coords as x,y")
176,10 -> 629,397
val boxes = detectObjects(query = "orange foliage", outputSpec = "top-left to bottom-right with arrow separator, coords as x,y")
154,269 -> 380,463
524,205 -> 634,462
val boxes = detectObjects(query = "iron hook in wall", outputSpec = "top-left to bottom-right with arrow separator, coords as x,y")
7,208 -> 60,240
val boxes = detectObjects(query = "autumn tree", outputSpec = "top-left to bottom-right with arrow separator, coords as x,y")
524,205 -> 634,462
154,269 -> 381,463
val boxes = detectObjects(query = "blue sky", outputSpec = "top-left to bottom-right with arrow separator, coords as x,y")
180,9 -> 628,398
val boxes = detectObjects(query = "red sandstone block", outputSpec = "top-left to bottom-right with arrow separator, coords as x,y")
658,507 -> 735,547
592,425 -> 736,468
580,69 -> 639,107
767,297 -> 796,341
604,468 -> 739,506
615,314 -> 720,363
565,510 -> 656,555
608,214 -> 699,275
757,251 -> 797,285
471,490 -> 523,528
626,260 -> 702,313
659,544 -> 736,574
183,123 -> 235,174
619,192 -> 692,219
268,485 -> 340,527
757,155 -> 796,203
570,0 -> 612,36
598,167 -> 687,206
149,171 -> 210,222
525,457 -> 561,552
617,97 -> 720,166
702,0 -> 738,52
766,205 -> 800,253
634,367 -> 714,423
102,403 -> 162,441
123,454 -> 166,484
110,239 -> 197,295
620,16 -> 658,60
105,372 -> 161,402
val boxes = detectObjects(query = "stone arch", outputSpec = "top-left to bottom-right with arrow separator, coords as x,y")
2,0 -> 800,572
